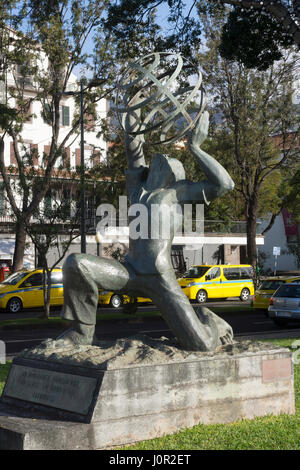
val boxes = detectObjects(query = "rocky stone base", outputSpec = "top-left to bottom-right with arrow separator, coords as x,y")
0,336 -> 295,450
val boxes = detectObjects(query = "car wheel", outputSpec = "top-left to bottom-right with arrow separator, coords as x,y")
7,297 -> 23,313
196,289 -> 207,303
272,318 -> 289,327
110,294 -> 123,309
240,288 -> 250,302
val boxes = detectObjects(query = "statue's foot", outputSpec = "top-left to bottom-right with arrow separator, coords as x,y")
56,323 -> 97,347
196,306 -> 234,346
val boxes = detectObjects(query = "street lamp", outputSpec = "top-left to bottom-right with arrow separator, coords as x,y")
79,79 -> 86,253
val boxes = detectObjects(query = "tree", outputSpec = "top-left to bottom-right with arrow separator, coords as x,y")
25,187 -> 80,318
219,6 -> 294,70
106,1 -> 300,70
280,166 -> 300,223
217,1 -> 300,49
0,0 -> 158,272
199,14 -> 300,272
105,0 -> 206,60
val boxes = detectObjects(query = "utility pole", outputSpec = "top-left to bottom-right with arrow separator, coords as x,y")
80,79 -> 86,253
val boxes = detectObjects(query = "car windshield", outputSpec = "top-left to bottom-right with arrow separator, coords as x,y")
274,284 -> 300,298
182,266 -> 210,278
1,271 -> 29,285
260,280 -> 284,290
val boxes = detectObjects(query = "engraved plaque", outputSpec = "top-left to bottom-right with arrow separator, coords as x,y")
3,364 -> 98,415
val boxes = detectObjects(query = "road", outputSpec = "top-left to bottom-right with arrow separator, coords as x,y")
1,299 -> 300,359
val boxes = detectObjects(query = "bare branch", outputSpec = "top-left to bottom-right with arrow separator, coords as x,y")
261,210 -> 281,235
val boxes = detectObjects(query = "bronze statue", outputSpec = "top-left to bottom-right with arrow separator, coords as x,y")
58,54 -> 234,351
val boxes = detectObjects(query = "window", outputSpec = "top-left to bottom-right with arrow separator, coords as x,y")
2,272 -> 28,286
171,248 -> 186,273
274,284 -> 300,298
223,268 -> 240,280
60,105 -> 70,126
182,266 -> 210,279
287,234 -> 298,244
16,64 -> 32,87
43,103 -> 53,125
260,280 -> 284,290
85,149 -> 93,169
240,267 -> 253,279
223,267 -> 253,281
21,273 -> 43,287
206,267 -> 221,280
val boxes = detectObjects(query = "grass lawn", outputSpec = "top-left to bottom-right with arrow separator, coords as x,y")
0,362 -> 11,395
122,337 -> 300,450
0,338 -> 299,450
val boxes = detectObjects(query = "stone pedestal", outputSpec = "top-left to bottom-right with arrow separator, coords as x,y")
0,336 -> 295,450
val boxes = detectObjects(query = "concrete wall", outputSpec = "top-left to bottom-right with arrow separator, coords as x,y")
259,214 -> 299,273
0,342 -> 295,449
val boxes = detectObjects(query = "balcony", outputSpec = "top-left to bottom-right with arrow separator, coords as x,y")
0,213 -> 14,223
0,212 -> 264,247
88,217 -> 264,248
204,220 -> 263,235
86,217 -> 263,235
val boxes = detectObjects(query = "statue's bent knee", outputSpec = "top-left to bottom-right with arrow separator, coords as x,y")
63,253 -> 84,276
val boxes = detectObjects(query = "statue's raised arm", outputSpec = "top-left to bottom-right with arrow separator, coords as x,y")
175,111 -> 234,204
124,93 -> 146,170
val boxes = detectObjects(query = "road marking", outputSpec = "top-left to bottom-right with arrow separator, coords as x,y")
3,338 -> 48,343
236,329 -> 300,336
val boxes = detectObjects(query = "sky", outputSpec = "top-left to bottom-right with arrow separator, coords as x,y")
73,1 -> 198,79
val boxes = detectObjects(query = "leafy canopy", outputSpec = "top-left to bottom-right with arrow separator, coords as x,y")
219,7 -> 294,70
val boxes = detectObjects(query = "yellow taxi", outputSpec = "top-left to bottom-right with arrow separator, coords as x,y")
98,291 -> 151,309
253,276 -> 300,312
0,268 -> 64,313
178,264 -> 254,303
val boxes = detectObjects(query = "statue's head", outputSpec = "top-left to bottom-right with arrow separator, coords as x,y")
145,154 -> 185,191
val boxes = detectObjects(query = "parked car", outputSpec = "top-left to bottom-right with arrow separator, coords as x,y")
0,268 -> 64,313
268,282 -> 300,326
178,264 -> 254,303
0,268 -> 151,313
98,290 -> 151,309
253,276 -> 300,313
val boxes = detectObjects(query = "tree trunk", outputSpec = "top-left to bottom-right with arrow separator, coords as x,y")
246,216 -> 257,265
246,201 -> 258,286
39,266 -> 51,319
45,269 -> 52,319
12,219 -> 27,272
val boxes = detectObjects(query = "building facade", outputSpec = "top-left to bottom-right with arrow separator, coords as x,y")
259,210 -> 300,274
0,35 -> 108,268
